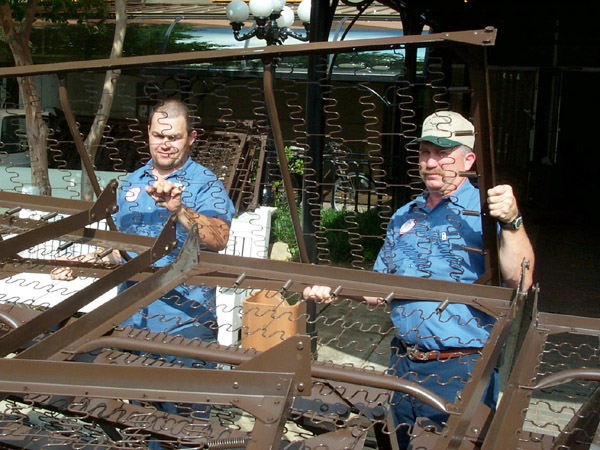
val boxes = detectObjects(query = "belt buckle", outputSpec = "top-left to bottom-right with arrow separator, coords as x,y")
407,345 -> 429,361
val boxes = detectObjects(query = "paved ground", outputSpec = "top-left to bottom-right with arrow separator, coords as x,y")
526,206 -> 600,318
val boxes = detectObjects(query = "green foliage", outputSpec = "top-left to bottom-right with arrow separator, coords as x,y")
272,199 -> 301,260
270,146 -> 389,265
271,146 -> 304,261
124,24 -> 223,56
5,0 -> 108,27
14,23 -> 222,62
320,207 -> 389,266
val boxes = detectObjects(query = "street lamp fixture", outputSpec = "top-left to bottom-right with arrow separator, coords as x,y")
226,0 -> 311,46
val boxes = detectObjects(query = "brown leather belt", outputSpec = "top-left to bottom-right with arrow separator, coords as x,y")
403,343 -> 482,362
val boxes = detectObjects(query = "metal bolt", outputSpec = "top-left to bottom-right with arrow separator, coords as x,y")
297,383 -> 305,392
296,341 -> 304,351
232,381 -> 239,389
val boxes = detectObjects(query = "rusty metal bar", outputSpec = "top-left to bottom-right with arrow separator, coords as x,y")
0,214 -> 177,358
0,358 -> 293,406
552,386 -> 600,450
480,309 -> 559,450
460,45 -> 501,286
0,180 -> 118,257
0,336 -> 309,450
75,333 -> 454,414
1,248 -> 514,317
0,256 -> 151,282
58,75 -> 105,201
527,368 -> 600,390
0,29 -> 497,78
0,191 -> 94,215
263,60 -> 309,264
482,309 -> 600,450
435,295 -> 526,449
247,386 -> 294,450
535,311 -> 600,336
432,264 -> 532,448
187,251 -> 515,316
57,75 -> 130,264
0,216 -> 156,255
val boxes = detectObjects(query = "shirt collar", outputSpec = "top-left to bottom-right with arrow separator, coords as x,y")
142,157 -> 193,180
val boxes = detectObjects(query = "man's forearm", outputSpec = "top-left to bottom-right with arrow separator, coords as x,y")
498,226 -> 535,290
176,205 -> 230,251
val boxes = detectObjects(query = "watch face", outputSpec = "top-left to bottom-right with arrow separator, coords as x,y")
514,216 -> 523,229
500,214 -> 523,230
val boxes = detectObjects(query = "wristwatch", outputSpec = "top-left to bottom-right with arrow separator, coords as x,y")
499,212 -> 523,230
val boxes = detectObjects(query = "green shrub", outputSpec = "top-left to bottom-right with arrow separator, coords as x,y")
272,205 -> 389,265
271,146 -> 304,261
272,199 -> 302,261
320,208 -> 389,266
269,146 -> 389,264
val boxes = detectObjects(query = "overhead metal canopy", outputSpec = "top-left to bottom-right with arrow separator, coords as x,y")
120,1 -> 402,24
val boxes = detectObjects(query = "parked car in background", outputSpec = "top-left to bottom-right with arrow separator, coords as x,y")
0,108 -> 144,172
0,109 -> 55,167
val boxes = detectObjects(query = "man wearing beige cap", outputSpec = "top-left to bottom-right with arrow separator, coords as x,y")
304,111 -> 534,448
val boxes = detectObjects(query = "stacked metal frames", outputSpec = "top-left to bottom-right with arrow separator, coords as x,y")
0,28 -> 589,450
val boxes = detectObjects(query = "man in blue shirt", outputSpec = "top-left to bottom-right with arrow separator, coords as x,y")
114,99 -> 234,343
304,111 -> 535,448
53,98 -> 235,344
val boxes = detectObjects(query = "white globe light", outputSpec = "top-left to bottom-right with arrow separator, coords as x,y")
276,6 -> 294,28
272,0 -> 286,13
249,0 -> 274,18
226,0 -> 250,23
297,0 -> 311,24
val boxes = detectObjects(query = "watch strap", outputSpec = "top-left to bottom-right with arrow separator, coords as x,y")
499,212 -> 523,230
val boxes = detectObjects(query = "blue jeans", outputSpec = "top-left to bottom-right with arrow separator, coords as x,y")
388,337 -> 498,449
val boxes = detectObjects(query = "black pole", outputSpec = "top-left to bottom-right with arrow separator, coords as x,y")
303,0 -> 335,352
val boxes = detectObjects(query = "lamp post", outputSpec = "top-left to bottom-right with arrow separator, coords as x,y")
226,0 -> 311,46
225,0 -> 312,207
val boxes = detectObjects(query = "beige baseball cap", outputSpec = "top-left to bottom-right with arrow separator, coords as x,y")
417,111 -> 475,149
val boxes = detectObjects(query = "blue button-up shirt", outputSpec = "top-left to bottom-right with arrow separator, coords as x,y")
113,157 -> 235,337
373,180 -> 495,350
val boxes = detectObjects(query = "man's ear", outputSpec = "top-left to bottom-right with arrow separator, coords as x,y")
464,151 -> 476,171
188,129 -> 197,145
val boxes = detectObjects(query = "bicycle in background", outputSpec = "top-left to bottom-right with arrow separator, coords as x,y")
322,142 -> 380,212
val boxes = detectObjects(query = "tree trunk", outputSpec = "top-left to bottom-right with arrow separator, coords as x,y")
23,76 -> 51,196
1,0 -> 51,196
80,0 -> 127,201
12,42 -> 51,196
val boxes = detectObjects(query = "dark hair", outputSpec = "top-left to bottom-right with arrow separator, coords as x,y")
149,98 -> 192,132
